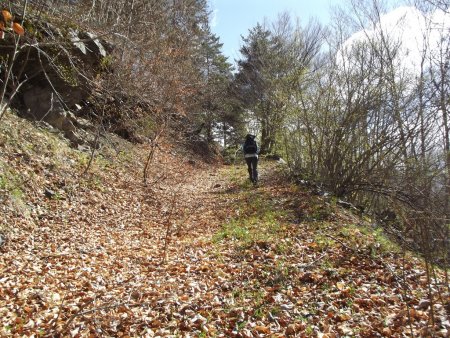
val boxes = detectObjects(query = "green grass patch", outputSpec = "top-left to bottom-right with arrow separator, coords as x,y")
337,223 -> 401,255
372,227 -> 401,254
214,170 -> 289,250
313,233 -> 336,250
0,163 -> 24,200
213,212 -> 282,249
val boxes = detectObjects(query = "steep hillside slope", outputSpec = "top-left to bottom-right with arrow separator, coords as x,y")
0,112 -> 448,337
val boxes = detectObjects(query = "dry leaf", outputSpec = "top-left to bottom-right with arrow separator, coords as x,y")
12,22 -> 24,35
336,282 -> 346,290
2,10 -> 12,22
254,325 -> 271,334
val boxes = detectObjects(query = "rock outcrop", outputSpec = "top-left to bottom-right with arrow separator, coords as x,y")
1,14 -> 111,145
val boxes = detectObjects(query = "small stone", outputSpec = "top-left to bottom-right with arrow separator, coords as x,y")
416,299 -> 431,310
0,233 -> 6,247
44,188 -> 56,198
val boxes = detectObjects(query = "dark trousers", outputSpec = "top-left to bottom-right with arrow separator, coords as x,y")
245,157 -> 258,183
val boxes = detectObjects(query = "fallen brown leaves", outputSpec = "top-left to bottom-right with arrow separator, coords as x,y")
0,114 -> 449,337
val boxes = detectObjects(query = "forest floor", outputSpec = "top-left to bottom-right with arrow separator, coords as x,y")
0,112 -> 449,337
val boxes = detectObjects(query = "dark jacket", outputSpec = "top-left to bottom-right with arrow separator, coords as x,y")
243,134 -> 259,158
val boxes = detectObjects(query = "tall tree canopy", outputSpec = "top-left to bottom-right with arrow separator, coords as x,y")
234,16 -> 324,154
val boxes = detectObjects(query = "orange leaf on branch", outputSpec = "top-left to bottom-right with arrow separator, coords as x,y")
12,22 -> 24,35
1,9 -> 12,22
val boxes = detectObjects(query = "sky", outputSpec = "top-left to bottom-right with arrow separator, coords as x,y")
209,0 -> 449,75
342,5 -> 450,75
209,0 -> 342,65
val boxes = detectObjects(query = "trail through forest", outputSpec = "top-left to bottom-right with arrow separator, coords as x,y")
0,1 -> 449,336
0,115 -> 448,337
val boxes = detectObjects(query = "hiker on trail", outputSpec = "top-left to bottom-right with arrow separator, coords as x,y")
242,134 -> 259,183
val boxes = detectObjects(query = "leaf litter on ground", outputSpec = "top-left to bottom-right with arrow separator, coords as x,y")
0,113 -> 449,337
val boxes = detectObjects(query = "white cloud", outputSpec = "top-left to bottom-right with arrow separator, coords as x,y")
211,8 -> 219,28
343,6 -> 450,75
209,0 -> 219,28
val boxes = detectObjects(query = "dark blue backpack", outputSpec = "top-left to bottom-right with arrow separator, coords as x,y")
244,138 -> 257,154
